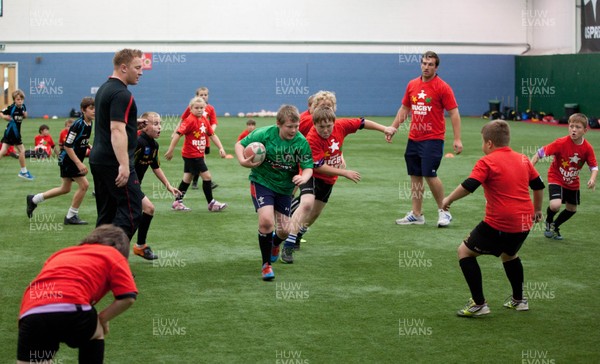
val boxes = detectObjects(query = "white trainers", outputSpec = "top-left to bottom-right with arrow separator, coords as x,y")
172,200 -> 191,211
208,199 -> 227,212
395,211 -> 425,225
437,209 -> 452,227
503,297 -> 529,311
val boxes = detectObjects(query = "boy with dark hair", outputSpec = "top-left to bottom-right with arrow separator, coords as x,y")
235,105 -> 313,281
237,119 -> 257,141
0,89 -> 34,179
17,224 -> 137,363
28,124 -> 59,159
27,97 -> 95,225
531,113 -> 597,240
442,120 -> 545,317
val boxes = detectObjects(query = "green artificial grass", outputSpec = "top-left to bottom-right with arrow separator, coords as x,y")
1,116 -> 599,363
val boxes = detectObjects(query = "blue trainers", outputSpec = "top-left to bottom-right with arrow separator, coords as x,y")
262,263 -> 274,281
18,171 -> 34,180
270,244 -> 280,263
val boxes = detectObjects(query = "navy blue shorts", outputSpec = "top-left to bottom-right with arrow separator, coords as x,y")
404,139 -> 444,177
464,221 -> 529,257
250,182 -> 292,216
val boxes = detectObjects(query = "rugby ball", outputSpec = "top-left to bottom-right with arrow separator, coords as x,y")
244,142 -> 266,164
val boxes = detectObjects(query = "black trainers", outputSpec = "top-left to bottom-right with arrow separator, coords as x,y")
134,244 -> 158,260
26,195 -> 37,218
211,181 -> 219,190
293,237 -> 307,251
281,246 -> 294,264
64,215 -> 88,225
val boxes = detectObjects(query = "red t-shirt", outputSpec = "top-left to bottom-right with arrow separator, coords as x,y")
237,129 -> 250,141
182,104 -> 218,147
58,128 -> 69,150
401,75 -> 458,142
20,244 -> 137,316
181,104 -> 218,126
34,135 -> 55,155
177,114 -> 214,158
539,136 -> 598,190
306,118 -> 363,185
299,109 -> 313,136
468,147 -> 539,233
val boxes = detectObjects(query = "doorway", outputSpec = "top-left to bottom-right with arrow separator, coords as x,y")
0,63 -> 18,111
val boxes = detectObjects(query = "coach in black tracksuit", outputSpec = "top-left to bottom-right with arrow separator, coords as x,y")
89,49 -> 145,240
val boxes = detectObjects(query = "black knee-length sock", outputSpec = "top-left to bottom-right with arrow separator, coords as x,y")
459,257 -> 484,305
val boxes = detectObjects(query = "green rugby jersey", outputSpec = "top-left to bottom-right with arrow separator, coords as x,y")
240,125 -> 313,195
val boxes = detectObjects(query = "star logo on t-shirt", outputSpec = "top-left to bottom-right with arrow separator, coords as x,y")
418,90 -> 427,100
569,153 -> 581,165
412,96 -> 418,103
199,124 -> 207,134
193,131 -> 201,138
561,159 -> 569,168
329,139 -> 340,153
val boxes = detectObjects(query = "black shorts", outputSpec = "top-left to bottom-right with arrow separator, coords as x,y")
17,308 -> 97,361
90,163 -> 143,239
298,177 -> 315,196
183,157 -> 208,175
1,134 -> 22,146
463,221 -> 529,257
404,139 -> 444,177
59,159 -> 85,179
548,184 -> 580,205
314,177 -> 334,203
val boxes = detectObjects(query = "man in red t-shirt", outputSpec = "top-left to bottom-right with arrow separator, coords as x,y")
531,113 -> 598,240
278,107 -> 396,263
388,51 -> 463,228
17,225 -> 137,363
165,96 -> 228,212
442,120 -> 544,317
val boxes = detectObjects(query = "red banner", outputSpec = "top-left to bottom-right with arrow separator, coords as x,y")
142,53 -> 153,70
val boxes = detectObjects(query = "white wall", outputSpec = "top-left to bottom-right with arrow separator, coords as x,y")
0,0 -> 577,54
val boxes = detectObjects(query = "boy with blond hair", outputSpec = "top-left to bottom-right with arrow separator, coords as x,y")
531,113 -> 597,240
133,112 -> 181,260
